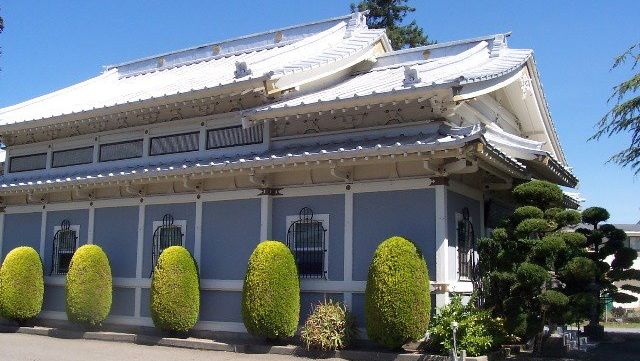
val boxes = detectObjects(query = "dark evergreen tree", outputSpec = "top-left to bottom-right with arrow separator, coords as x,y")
591,42 -> 640,174
577,207 -> 639,339
351,0 -> 434,49
477,180 -> 583,348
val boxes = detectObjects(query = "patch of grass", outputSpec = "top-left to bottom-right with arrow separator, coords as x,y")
602,322 -> 640,329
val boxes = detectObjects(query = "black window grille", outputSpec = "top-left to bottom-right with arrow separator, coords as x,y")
52,146 -> 94,168
99,139 -> 144,162
150,132 -> 199,156
457,207 -> 475,280
51,220 -> 78,275
286,207 -> 327,279
9,153 -> 47,172
151,214 -> 184,274
207,125 -> 263,149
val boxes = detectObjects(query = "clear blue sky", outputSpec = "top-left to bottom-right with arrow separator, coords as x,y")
0,1 -> 638,222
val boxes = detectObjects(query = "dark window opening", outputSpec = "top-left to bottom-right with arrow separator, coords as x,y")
52,146 -> 94,168
286,207 -> 327,279
457,207 -> 475,280
51,220 -> 78,275
151,214 -> 184,275
9,153 -> 47,172
150,132 -> 199,156
207,125 -> 262,149
99,139 -> 144,162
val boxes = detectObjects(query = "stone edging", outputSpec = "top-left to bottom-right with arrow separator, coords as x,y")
0,325 -> 496,361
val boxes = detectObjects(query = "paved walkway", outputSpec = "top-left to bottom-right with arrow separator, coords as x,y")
0,333 -> 342,361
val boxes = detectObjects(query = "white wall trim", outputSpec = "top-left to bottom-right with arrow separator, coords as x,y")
259,195 -> 272,240
87,206 -> 95,244
343,187 -> 354,309
194,198 -> 203,267
434,184 -> 449,308
39,210 -> 47,258
134,204 -> 145,318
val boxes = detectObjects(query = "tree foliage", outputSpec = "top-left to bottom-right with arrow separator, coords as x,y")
591,42 -> 640,174
351,0 -> 433,49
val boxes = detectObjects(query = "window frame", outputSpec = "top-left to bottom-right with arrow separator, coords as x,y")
51,146 -> 94,168
149,131 -> 200,156
9,152 -> 48,173
206,124 -> 263,150
51,223 -> 80,276
99,139 -> 144,162
285,213 -> 329,279
455,211 -> 475,281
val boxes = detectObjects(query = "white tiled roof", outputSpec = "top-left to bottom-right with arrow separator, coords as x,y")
243,34 -> 532,119
0,13 -> 386,127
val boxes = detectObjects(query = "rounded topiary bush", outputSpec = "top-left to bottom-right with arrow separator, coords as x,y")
65,244 -> 112,326
0,246 -> 44,321
301,299 -> 356,351
513,180 -> 563,210
242,240 -> 300,340
150,246 -> 199,333
365,236 -> 430,349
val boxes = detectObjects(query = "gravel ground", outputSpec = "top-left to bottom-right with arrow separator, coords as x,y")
0,333 -> 343,361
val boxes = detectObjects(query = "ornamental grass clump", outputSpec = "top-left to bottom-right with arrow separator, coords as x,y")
242,240 -> 300,340
365,236 -> 430,349
150,246 -> 200,333
0,246 -> 44,322
65,244 -> 112,326
301,300 -> 356,351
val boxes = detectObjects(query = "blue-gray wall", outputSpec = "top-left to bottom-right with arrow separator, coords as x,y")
447,190 -> 481,281
94,206 -> 139,278
200,199 -> 260,280
352,189 -> 436,281
273,195 -> 345,281
2,212 -> 41,260
44,209 -> 89,274
200,291 -> 243,322
143,203 -> 196,276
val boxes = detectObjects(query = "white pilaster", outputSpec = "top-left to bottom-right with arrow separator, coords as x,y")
434,184 -> 449,307
260,195 -> 272,241
134,203 -> 145,318
343,187 -> 354,309
87,206 -> 95,244
40,210 -> 47,258
194,198 -> 203,267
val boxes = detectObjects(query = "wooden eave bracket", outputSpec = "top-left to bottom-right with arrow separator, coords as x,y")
330,165 -> 353,183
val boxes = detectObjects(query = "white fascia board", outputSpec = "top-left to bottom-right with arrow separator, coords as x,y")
452,66 -> 526,102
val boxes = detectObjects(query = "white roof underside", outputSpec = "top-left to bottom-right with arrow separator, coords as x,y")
0,13 -> 386,126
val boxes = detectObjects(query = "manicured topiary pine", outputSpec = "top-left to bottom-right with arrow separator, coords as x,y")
365,236 -> 430,349
0,246 -> 44,321
574,207 -> 638,339
242,240 -> 300,340
477,180 -> 585,346
65,244 -> 112,326
150,246 -> 199,333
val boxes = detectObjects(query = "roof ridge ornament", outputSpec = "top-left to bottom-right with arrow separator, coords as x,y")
402,65 -> 422,85
489,33 -> 507,58
234,61 -> 252,78
344,10 -> 368,38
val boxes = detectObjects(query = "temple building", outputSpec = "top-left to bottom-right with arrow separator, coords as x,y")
0,12 -> 577,332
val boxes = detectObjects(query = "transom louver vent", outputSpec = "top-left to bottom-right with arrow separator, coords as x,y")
100,139 -> 144,162
9,153 -> 47,172
150,132 -> 200,156
52,147 -> 93,168
207,125 -> 263,150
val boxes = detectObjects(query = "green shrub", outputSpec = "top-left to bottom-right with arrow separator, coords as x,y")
365,236 -> 430,349
512,180 -> 563,210
0,246 -> 44,321
515,218 -> 549,237
427,296 -> 506,357
300,299 -> 356,351
582,207 -> 610,226
512,206 -> 544,224
242,240 -> 299,339
516,263 -> 550,289
553,210 -> 582,227
65,245 -> 112,326
150,246 -> 199,333
560,256 -> 597,285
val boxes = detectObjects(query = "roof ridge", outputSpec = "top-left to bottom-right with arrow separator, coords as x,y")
105,13 -> 356,73
377,32 -> 512,59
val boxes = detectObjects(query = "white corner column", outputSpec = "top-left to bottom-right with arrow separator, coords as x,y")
87,206 -> 95,244
343,186 -> 354,310
134,203 -> 145,318
260,194 -> 272,241
434,183 -> 449,308
40,210 -> 48,258
194,197 -> 203,268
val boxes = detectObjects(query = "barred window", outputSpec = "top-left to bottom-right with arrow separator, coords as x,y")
207,125 -> 262,149
51,220 -> 79,275
150,132 -> 199,156
151,214 -> 186,273
457,208 -> 475,280
9,153 -> 47,172
52,146 -> 94,168
99,139 -> 143,162
286,208 -> 328,279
